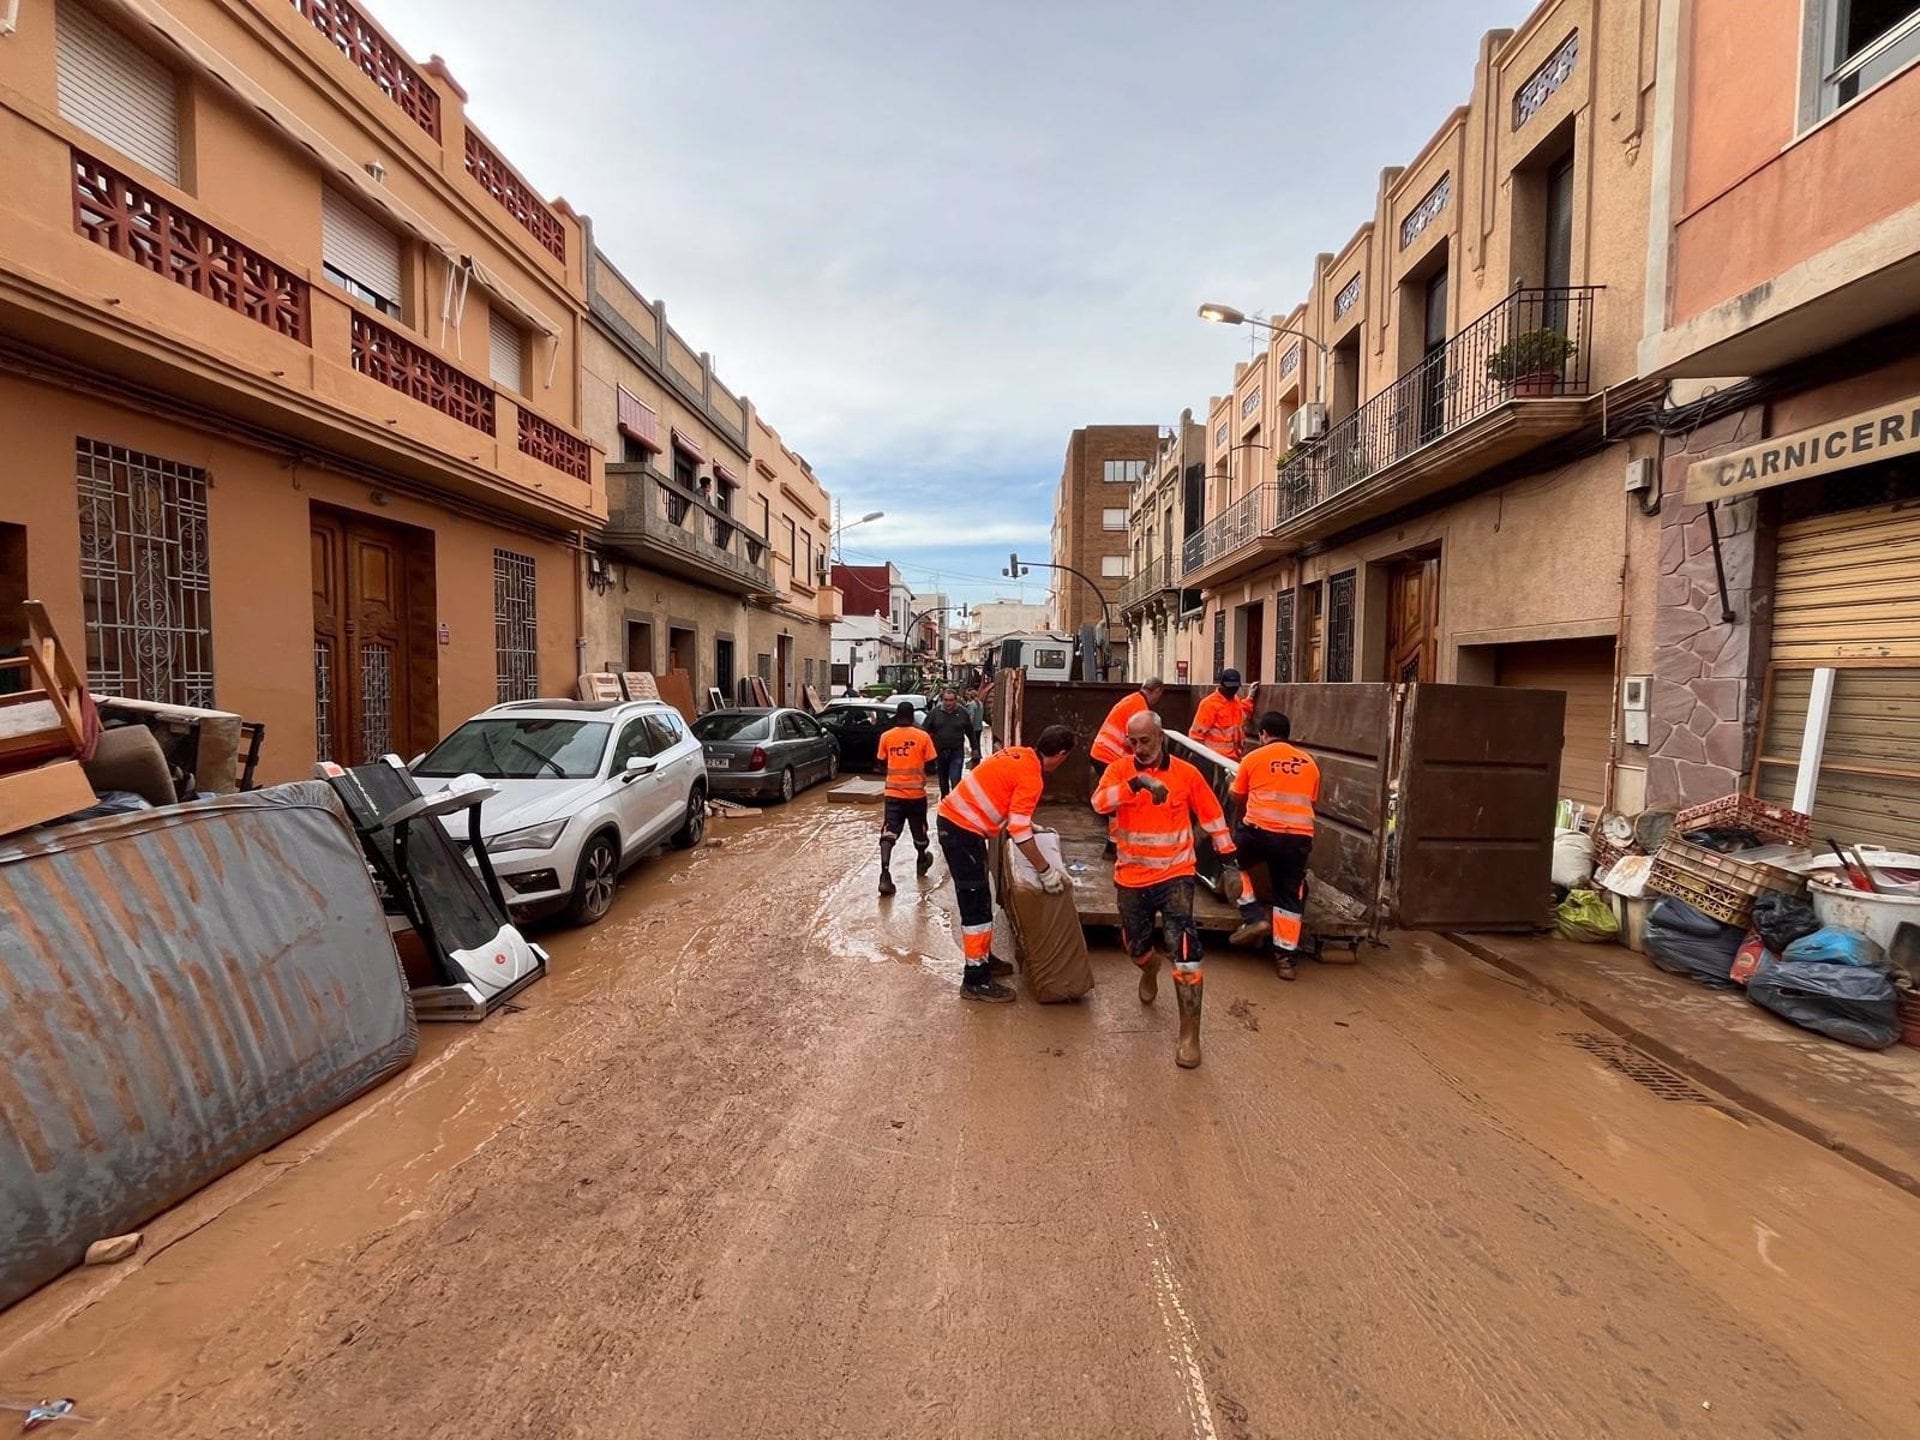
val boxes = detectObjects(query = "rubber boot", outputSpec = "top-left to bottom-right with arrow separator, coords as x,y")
1229,911 -> 1268,948
1273,949 -> 1298,982
916,847 -> 933,875
1175,978 -> 1203,1069
962,963 -> 1015,1003
1137,949 -> 1162,1005
878,869 -> 896,897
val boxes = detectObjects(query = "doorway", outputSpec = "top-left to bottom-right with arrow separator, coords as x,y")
668,624 -> 694,678
1386,554 -> 1440,683
715,636 -> 736,698
1240,600 -> 1264,684
312,507 -> 434,765
626,619 -> 655,673
776,634 -> 794,706
1300,582 -> 1325,682
1418,264 -> 1450,443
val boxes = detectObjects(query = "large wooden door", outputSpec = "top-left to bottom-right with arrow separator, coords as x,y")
1386,556 -> 1440,683
313,511 -> 417,765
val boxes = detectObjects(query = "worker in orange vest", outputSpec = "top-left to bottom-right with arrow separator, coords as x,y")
1228,710 -> 1322,981
1089,677 -> 1164,857
876,700 -> 937,898
1092,709 -> 1237,1068
937,724 -> 1080,1002
1190,669 -> 1253,760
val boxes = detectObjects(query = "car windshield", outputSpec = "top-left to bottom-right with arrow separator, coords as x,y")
415,717 -> 610,779
693,713 -> 772,742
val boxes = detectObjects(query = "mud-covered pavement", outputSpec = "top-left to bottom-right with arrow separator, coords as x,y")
5,794 -> 1920,1439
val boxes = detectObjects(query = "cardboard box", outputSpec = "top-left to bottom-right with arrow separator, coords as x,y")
0,760 -> 96,837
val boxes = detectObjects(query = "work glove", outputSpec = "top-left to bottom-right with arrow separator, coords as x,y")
1038,868 -> 1068,895
1128,774 -> 1170,804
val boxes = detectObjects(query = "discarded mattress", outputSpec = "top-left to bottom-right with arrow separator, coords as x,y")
0,781 -> 417,1310
995,829 -> 1094,1002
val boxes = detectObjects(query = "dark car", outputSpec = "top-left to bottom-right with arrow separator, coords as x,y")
692,707 -> 838,802
817,700 -> 928,773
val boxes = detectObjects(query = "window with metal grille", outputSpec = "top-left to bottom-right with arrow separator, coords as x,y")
1327,570 -> 1357,683
1273,589 -> 1296,684
75,439 -> 213,707
492,548 -> 538,702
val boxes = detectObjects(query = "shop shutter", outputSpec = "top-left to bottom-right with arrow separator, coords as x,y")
321,190 -> 403,308
1756,503 -> 1920,851
1495,636 -> 1615,809
56,0 -> 181,185
488,306 -> 525,393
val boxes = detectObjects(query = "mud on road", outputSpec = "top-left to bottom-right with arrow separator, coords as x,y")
5,794 -> 1920,1438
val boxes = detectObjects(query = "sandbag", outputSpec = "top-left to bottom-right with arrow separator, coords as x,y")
993,829 -> 1093,1002
1554,888 -> 1618,942
1643,897 -> 1743,988
1746,954 -> 1901,1050
1751,891 -> 1820,955
1551,830 -> 1594,890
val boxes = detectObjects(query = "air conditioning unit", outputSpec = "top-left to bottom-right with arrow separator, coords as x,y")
1288,404 -> 1328,447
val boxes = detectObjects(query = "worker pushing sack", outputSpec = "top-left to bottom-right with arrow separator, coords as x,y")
876,700 -> 937,898
1092,708 -> 1236,1069
936,725 -> 1079,1003
1227,710 -> 1322,981
1190,669 -> 1253,761
1089,677 -> 1164,857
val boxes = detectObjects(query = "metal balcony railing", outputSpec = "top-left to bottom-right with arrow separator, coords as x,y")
1119,554 -> 1177,610
1278,285 -> 1597,521
1182,484 -> 1279,577
604,467 -> 773,594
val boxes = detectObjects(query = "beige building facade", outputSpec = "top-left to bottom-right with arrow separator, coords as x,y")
1118,411 -> 1207,683
1048,423 -> 1157,677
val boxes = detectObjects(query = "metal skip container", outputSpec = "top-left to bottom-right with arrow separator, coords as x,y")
0,781 -> 418,1309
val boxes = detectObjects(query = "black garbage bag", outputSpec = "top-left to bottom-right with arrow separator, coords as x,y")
1752,891 -> 1821,955
1746,954 -> 1901,1050
1643,897 -> 1745,988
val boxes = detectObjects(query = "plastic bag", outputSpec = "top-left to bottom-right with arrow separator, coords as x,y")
1782,926 -> 1888,972
1729,931 -> 1772,986
1751,891 -> 1820,956
1555,889 -> 1618,943
1746,954 -> 1901,1049
1643,897 -> 1744,988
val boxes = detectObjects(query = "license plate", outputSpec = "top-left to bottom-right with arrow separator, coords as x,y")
709,756 -> 732,769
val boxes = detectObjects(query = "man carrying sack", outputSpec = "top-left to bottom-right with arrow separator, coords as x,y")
1091,709 -> 1236,1069
1227,710 -> 1322,980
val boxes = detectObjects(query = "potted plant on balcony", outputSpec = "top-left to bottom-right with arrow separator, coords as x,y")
1487,328 -> 1576,398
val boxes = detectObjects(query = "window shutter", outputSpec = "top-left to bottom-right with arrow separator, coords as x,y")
488,306 -> 525,392
56,1 -> 181,185
321,190 -> 403,306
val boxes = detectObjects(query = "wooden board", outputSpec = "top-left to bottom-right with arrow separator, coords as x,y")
0,759 -> 95,837
621,672 -> 662,703
655,669 -> 699,725
803,683 -> 824,713
577,672 -> 624,702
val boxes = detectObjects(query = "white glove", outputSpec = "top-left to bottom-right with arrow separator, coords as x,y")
1038,868 -> 1068,895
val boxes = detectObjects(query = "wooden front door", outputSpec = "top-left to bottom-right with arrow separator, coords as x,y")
313,511 -> 418,765
1242,601 -> 1263,684
1386,556 -> 1440,684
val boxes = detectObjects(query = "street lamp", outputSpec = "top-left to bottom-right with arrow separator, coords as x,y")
1197,301 -> 1331,403
830,508 -> 885,563
1004,552 -> 1116,680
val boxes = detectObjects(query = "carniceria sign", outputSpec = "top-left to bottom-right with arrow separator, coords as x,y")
1686,396 -> 1920,503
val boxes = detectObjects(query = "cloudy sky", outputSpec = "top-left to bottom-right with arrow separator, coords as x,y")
380,0 -> 1525,607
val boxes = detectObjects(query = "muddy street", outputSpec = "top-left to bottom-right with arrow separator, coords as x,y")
5,794 -> 1920,1439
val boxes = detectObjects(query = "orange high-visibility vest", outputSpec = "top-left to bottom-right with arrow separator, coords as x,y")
1190,691 -> 1252,759
1231,741 -> 1321,836
878,726 -> 936,800
1091,690 -> 1151,764
1092,754 -> 1232,888
938,746 -> 1044,844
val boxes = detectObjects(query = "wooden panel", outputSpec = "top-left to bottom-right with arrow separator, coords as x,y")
1493,636 -> 1614,808
1772,505 -> 1920,662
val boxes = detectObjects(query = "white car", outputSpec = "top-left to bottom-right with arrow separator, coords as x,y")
411,699 -> 708,925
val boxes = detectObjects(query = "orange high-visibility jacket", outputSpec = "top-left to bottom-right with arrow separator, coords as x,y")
1189,691 -> 1253,759
938,746 -> 1044,844
1092,754 -> 1233,888
878,726 -> 936,800
1231,741 -> 1321,836
1091,689 -> 1152,764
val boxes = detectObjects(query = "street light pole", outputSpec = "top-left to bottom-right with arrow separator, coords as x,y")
1197,303 -> 1332,405
1004,552 -> 1116,680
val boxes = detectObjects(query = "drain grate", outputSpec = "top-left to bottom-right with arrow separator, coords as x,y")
1561,1032 -> 1714,1103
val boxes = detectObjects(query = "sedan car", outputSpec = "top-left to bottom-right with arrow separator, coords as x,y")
693,707 -> 838,802
411,699 -> 708,926
817,700 -> 929,773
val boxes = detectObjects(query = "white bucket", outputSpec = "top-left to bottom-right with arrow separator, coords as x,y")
1808,874 -> 1920,955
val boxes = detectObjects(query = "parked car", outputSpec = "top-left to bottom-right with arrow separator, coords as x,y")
818,700 -> 929,773
693,707 -> 838,802
411,699 -> 707,926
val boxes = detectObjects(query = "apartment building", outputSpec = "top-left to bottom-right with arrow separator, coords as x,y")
830,562 -> 913,691
1117,410 -> 1207,682
1048,423 -> 1157,677
1184,0 -> 1664,810
745,411 -> 837,705
0,0 -> 600,780
1635,0 -> 1920,843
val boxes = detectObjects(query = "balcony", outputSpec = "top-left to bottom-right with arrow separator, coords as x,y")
1119,553 -> 1179,613
601,464 -> 775,597
1183,286 -> 1598,588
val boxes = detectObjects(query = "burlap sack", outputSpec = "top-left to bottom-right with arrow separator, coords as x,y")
994,828 -> 1094,1002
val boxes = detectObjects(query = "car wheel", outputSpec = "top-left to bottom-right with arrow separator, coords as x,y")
568,832 -> 620,925
670,784 -> 708,850
826,751 -> 840,782
778,766 -> 795,804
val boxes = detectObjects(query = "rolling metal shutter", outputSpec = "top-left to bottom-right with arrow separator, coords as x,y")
488,306 -> 524,393
321,190 -> 403,307
56,0 -> 181,185
1495,636 -> 1615,810
1755,503 -> 1920,850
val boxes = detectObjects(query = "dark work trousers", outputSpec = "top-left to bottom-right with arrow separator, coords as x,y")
1116,877 -> 1202,976
937,817 -> 995,969
936,748 -> 967,797
1233,824 -> 1313,951
880,796 -> 930,865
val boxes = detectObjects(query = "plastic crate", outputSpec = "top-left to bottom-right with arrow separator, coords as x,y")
1646,837 -> 1806,927
1673,793 -> 1812,847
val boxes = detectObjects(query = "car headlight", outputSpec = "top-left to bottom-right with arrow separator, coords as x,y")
489,817 -> 570,854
